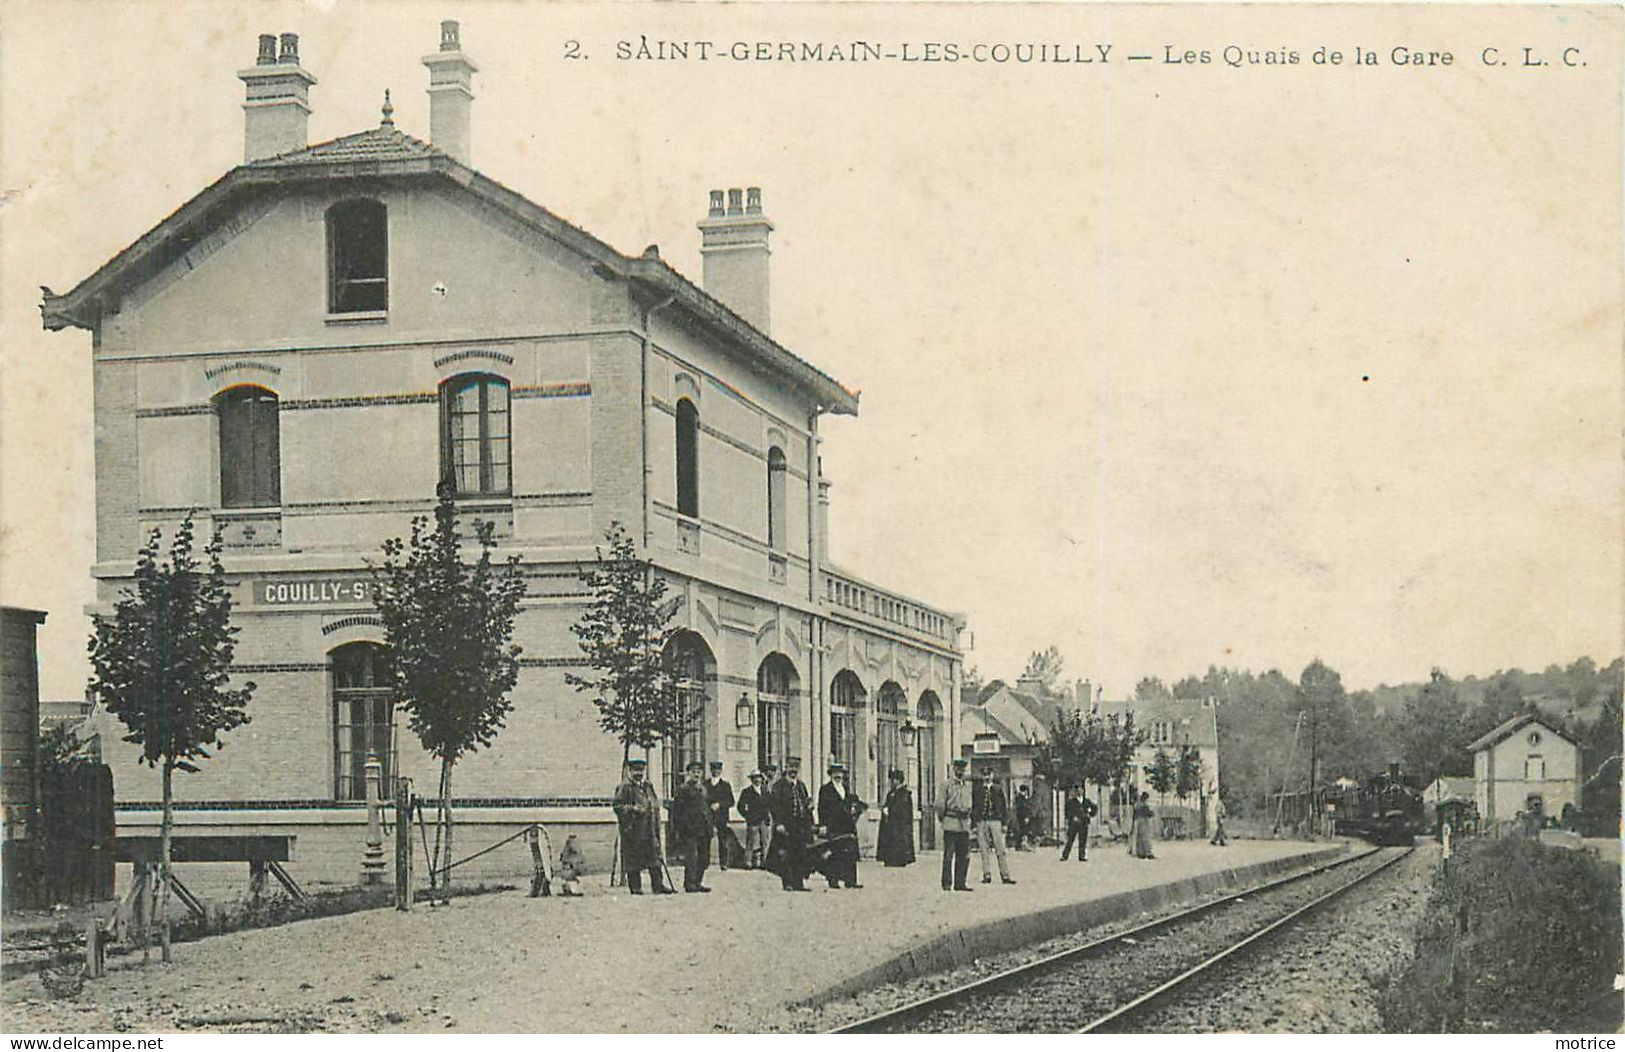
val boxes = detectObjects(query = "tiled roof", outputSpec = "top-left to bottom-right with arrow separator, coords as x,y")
252,125 -> 441,166
1465,713 -> 1574,753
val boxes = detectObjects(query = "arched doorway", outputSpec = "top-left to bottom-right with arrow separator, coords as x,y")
876,682 -> 906,803
829,670 -> 867,787
916,691 -> 944,850
756,654 -> 800,775
662,632 -> 714,796
331,642 -> 395,801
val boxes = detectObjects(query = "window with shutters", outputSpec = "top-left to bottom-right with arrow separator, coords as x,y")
215,386 -> 281,508
440,374 -> 511,497
676,398 -> 700,518
326,199 -> 388,314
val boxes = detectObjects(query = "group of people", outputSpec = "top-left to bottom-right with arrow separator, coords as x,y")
612,755 -> 1224,895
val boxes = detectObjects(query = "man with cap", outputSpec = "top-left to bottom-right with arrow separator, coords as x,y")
937,757 -> 975,891
972,766 -> 1016,885
767,757 -> 814,891
612,757 -> 674,895
705,760 -> 737,871
817,761 -> 866,889
670,760 -> 713,892
737,767 -> 773,869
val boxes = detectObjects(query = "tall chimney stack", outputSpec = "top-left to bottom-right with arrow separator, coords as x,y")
698,186 -> 773,333
422,20 -> 477,165
237,33 -> 316,162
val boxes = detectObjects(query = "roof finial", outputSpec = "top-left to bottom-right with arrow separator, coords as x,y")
380,89 -> 395,127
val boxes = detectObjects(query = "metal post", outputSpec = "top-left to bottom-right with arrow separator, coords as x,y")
394,777 -> 414,911
362,755 -> 386,885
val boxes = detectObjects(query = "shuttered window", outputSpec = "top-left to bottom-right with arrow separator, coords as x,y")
216,386 -> 281,508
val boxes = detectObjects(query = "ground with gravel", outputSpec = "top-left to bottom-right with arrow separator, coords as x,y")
0,839 -> 1326,1034
1129,843 -> 1438,1032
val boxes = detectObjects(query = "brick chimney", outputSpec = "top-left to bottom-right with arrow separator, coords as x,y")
237,33 -> 316,162
422,20 -> 477,165
698,187 -> 773,333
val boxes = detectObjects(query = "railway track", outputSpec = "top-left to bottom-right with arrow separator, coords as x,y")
829,844 -> 1415,1034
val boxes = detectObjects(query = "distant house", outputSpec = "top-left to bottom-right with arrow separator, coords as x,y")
1468,714 -> 1580,827
959,676 -> 1093,838
1097,696 -> 1220,831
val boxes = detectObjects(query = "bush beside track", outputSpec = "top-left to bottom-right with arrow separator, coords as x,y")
1382,837 -> 1622,1032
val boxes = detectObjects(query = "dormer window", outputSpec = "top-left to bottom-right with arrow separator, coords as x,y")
327,199 -> 388,313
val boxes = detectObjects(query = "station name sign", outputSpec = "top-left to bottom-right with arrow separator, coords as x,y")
254,576 -> 374,607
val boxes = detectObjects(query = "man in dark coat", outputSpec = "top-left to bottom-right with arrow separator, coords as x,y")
876,768 -> 916,867
1060,785 -> 1098,861
705,760 -> 737,870
767,756 -> 814,891
612,757 -> 673,894
670,760 -> 712,892
817,761 -> 865,889
1011,784 -> 1032,850
972,767 -> 1015,884
737,769 -> 772,869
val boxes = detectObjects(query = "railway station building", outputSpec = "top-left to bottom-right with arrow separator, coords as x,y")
42,24 -> 965,884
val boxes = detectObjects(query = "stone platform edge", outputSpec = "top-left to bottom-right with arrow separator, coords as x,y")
798,842 -> 1350,1007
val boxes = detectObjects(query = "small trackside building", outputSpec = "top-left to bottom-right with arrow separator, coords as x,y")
1468,714 -> 1581,830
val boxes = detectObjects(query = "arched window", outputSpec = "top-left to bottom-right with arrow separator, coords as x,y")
830,670 -> 866,786
766,446 -> 787,549
876,682 -> 906,802
675,398 -> 699,518
663,633 -> 712,796
326,199 -> 389,313
331,642 -> 395,801
215,386 -> 280,508
441,374 -> 511,497
757,654 -> 798,776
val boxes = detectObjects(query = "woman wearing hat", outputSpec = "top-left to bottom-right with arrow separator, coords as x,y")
876,769 -> 916,867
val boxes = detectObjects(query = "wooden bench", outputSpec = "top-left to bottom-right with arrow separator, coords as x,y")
114,835 -> 305,922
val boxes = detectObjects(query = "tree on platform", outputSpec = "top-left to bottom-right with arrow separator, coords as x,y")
1034,709 -> 1102,791
89,515 -> 254,962
1175,744 -> 1203,804
1147,747 -> 1177,806
566,521 -> 685,766
371,485 -> 526,903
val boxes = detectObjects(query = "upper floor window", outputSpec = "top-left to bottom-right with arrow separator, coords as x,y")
676,398 -> 700,518
766,446 -> 787,549
327,199 -> 388,314
441,374 -> 511,497
215,385 -> 280,508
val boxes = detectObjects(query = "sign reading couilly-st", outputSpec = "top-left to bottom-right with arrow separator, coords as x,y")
252,576 -> 374,606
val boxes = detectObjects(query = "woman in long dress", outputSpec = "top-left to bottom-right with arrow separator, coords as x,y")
876,769 -> 916,867
1133,791 -> 1157,859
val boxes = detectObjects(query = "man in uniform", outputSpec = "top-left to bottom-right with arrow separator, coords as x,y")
706,760 -> 736,870
612,757 -> 673,895
817,761 -> 865,889
972,766 -> 1016,885
737,769 -> 772,869
767,756 -> 814,891
938,757 -> 974,891
670,760 -> 713,892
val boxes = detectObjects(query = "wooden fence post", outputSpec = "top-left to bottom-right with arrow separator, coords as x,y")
394,777 -> 413,911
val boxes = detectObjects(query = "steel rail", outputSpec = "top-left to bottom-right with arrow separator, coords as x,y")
1076,845 -> 1415,1033
827,843 -> 1387,1034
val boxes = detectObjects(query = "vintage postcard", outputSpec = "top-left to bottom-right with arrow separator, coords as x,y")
1,0 -> 1620,1040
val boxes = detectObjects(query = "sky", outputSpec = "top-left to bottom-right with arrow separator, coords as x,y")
2,1 -> 1620,702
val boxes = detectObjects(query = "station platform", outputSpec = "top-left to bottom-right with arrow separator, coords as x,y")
1,836 -> 1341,1034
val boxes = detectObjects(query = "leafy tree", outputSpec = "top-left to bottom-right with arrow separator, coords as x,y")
37,723 -> 93,781
1399,668 -> 1470,784
1135,676 -> 1173,703
566,522 -> 685,765
89,516 -> 253,961
1033,709 -> 1095,791
371,486 -> 526,902
1102,712 -> 1145,796
1176,744 -> 1203,802
1147,747 -> 1176,805
1022,646 -> 1066,695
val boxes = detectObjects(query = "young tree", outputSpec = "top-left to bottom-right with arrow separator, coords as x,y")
1034,709 -> 1103,791
1102,712 -> 1145,800
371,486 -> 526,902
1147,747 -> 1177,805
1176,744 -> 1203,803
88,516 -> 253,962
566,522 -> 685,765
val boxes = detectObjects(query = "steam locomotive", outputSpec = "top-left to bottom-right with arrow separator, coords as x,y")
1324,765 -> 1426,846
